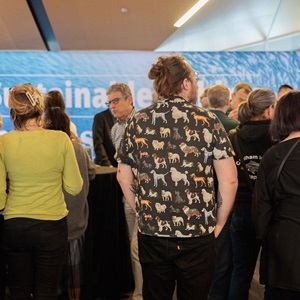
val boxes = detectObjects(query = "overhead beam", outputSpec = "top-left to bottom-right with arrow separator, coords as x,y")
26,0 -> 61,51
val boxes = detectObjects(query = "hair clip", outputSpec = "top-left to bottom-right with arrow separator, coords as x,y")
25,91 -> 36,106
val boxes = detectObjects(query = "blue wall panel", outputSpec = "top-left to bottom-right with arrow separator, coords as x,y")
0,51 -> 299,147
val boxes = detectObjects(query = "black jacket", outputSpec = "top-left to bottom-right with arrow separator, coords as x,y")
92,109 -> 117,166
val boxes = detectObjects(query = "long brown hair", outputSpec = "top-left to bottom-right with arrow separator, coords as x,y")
43,90 -> 71,137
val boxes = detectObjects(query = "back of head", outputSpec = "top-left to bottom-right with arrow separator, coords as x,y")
278,84 -> 293,99
271,91 -> 300,141
43,90 -> 71,136
106,82 -> 132,98
148,55 -> 191,99
238,88 -> 276,123
9,83 -> 43,130
200,86 -> 211,99
207,84 -> 229,108
237,101 -> 250,124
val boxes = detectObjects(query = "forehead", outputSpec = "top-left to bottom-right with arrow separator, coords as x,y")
235,88 -> 249,101
107,90 -> 123,100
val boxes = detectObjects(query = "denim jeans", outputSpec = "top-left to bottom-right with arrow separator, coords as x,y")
138,232 -> 216,300
208,215 -> 232,300
4,217 -> 68,300
228,210 -> 261,300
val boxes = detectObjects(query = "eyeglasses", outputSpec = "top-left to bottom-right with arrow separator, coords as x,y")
194,71 -> 200,82
9,83 -> 36,107
105,96 -> 126,107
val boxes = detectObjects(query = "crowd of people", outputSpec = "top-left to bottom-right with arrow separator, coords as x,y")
0,54 -> 299,300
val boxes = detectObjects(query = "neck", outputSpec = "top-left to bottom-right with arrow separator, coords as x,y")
20,119 -> 43,131
286,131 -> 300,140
211,106 -> 227,113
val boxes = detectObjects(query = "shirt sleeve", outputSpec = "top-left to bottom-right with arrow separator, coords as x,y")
116,120 -> 134,166
211,114 -> 235,159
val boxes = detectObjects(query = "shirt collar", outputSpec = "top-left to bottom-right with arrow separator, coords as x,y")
116,106 -> 138,124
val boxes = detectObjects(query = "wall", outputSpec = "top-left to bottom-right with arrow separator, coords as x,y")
0,51 -> 299,147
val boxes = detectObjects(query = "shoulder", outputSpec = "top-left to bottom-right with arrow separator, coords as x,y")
45,129 -> 68,139
72,141 -> 89,159
94,109 -> 110,120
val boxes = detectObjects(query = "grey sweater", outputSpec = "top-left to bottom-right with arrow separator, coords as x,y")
63,141 -> 96,240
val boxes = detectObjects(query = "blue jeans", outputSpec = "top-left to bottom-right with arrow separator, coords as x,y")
138,232 -> 216,300
208,215 -> 232,300
229,210 -> 261,300
4,217 -> 68,300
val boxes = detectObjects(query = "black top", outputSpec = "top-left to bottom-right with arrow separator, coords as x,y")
228,120 -> 273,211
253,138 -> 300,290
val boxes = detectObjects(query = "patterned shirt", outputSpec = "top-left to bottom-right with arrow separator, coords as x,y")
117,97 -> 234,238
111,107 -> 138,153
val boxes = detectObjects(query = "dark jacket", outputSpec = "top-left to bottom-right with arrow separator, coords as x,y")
253,138 -> 300,291
228,120 -> 273,211
92,109 -> 117,166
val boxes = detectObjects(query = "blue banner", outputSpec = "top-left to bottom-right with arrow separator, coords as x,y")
0,51 -> 299,147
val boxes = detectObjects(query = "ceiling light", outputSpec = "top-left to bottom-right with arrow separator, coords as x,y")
174,0 -> 210,28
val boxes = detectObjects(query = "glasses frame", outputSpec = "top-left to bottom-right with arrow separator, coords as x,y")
105,96 -> 126,107
194,71 -> 200,82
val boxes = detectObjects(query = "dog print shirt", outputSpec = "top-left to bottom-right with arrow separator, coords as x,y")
117,97 -> 234,238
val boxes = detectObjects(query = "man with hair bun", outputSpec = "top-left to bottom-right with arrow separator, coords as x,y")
116,55 -> 238,300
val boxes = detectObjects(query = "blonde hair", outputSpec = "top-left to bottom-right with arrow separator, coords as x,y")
207,84 -> 229,108
9,84 -> 43,130
233,82 -> 252,95
237,88 -> 275,123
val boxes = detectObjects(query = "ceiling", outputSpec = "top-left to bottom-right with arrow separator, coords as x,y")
0,0 -> 299,52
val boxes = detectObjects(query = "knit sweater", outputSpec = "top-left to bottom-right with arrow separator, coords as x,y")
0,130 -> 83,220
63,141 -> 96,240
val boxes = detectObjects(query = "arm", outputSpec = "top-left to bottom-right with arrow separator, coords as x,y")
63,138 -> 83,196
117,163 -> 136,212
0,150 -> 7,210
86,151 -> 96,181
213,156 -> 238,237
252,162 -> 273,240
92,115 -> 112,166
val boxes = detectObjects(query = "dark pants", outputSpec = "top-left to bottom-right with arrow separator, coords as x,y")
267,287 -> 300,300
138,232 -> 216,300
4,217 -> 68,300
208,215 -> 232,300
229,210 -> 261,300
0,215 -> 6,300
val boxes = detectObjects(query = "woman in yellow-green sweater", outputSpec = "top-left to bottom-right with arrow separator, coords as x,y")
0,83 -> 83,299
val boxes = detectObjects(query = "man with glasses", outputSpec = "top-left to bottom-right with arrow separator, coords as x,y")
107,83 -> 142,300
116,55 -> 238,300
